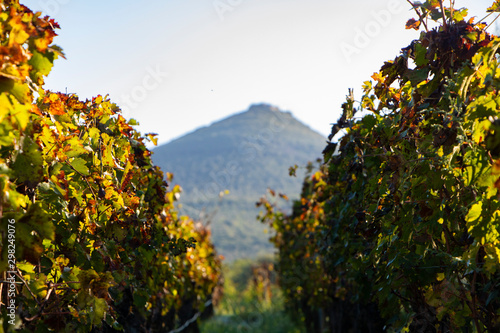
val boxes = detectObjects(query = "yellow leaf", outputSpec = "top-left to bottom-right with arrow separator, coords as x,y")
105,187 -> 114,200
466,202 -> 482,224
146,133 -> 158,146
8,16 -> 30,45
0,94 -> 12,122
17,261 -> 35,274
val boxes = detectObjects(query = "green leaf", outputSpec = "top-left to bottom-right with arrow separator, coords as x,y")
430,8 -> 442,20
25,203 -> 55,240
91,250 -> 105,273
28,50 -> 55,77
70,157 -> 89,175
486,290 -> 498,306
361,114 -> 377,130
11,137 -> 43,183
414,43 -> 429,67
77,269 -> 99,289
0,78 -> 31,105
406,68 -> 429,85
133,291 -> 148,309
468,94 -> 498,120
61,266 -> 81,289
90,297 -> 107,325
29,273 -> 48,298
65,137 -> 88,158
11,81 -> 31,105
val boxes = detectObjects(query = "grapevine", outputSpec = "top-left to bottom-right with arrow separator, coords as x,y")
260,1 -> 500,331
0,1 -> 222,331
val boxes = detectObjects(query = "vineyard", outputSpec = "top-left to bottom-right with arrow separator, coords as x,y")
2,0 -> 500,332
0,1 -> 221,332
259,1 -> 500,332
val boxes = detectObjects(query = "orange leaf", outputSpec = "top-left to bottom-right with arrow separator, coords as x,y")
45,93 -> 65,115
30,105 -> 42,115
371,72 -> 384,83
405,18 -> 421,30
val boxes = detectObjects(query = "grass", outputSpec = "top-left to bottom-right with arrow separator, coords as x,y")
200,257 -> 305,333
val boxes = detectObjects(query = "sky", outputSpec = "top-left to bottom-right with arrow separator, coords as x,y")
21,0 -> 498,147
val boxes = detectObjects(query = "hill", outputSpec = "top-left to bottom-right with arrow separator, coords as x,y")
152,103 -> 326,261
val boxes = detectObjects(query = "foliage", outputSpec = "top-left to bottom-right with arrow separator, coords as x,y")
200,257 -> 305,333
260,1 -> 500,332
0,1 -> 221,331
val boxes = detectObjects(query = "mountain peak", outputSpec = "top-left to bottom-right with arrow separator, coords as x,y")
247,103 -> 281,113
152,103 -> 326,261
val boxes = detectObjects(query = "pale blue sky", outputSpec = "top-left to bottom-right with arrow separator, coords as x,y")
22,0 -> 497,146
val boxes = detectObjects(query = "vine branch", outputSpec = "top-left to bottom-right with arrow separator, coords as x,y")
439,0 -> 448,31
